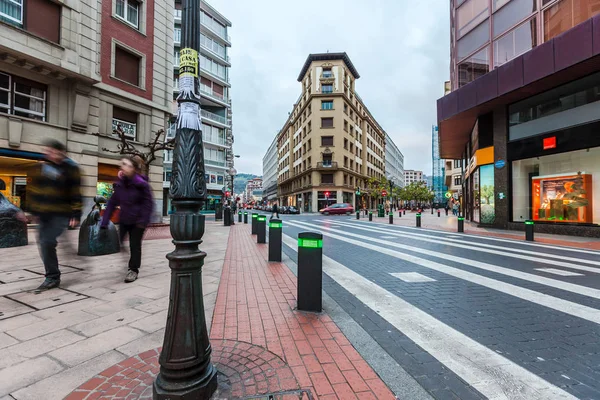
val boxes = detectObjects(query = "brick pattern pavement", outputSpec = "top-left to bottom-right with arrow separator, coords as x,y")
69,223 -> 396,399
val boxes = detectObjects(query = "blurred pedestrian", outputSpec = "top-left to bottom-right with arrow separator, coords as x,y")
28,139 -> 82,291
271,201 -> 280,219
101,156 -> 153,283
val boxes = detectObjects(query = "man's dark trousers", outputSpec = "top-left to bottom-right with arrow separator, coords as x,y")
120,224 -> 145,273
39,215 -> 70,280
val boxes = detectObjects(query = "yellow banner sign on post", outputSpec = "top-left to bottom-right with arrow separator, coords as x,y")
179,48 -> 198,78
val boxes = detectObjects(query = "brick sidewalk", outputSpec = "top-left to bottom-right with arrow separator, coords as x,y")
68,223 -> 396,399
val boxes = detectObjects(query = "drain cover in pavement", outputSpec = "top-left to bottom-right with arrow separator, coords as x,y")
243,391 -> 312,400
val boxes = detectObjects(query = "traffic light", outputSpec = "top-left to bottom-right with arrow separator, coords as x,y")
325,191 -> 330,198
225,191 -> 230,197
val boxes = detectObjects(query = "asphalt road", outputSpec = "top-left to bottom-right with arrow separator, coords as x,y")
263,212 -> 600,400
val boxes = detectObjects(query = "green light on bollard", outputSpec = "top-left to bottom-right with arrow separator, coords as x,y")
416,213 -> 421,217
458,217 -> 465,221
252,214 -> 258,218
298,238 -> 323,248
244,212 -> 248,215
257,216 -> 266,222
269,222 -> 282,228
525,221 -> 534,225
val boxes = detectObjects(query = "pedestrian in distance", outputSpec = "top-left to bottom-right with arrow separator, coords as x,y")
100,156 -> 154,283
27,139 -> 82,292
271,201 -> 280,219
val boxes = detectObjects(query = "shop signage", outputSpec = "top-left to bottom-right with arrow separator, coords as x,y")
543,136 -> 557,150
498,192 -> 505,200
494,160 -> 506,169
445,192 -> 452,199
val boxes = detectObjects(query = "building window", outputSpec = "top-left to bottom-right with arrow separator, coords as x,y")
112,107 -> 138,139
456,0 -> 489,38
494,18 -> 536,68
322,68 -> 333,78
174,28 -> 181,43
454,176 -> 462,186
458,46 -> 489,88
321,136 -> 334,146
454,160 -> 462,169
0,72 -> 47,121
344,120 -> 348,131
492,0 -> 536,38
0,0 -> 23,25
116,0 -> 139,29
174,50 -> 179,67
321,173 -> 334,184
321,100 -> 333,110
544,0 -> 600,42
115,46 -> 141,86
322,84 -> 333,94
457,19 -> 490,61
321,117 -> 333,128
200,54 -> 227,80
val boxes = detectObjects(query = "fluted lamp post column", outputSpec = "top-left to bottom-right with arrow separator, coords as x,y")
153,0 -> 218,398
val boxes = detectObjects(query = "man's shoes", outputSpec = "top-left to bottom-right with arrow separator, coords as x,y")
35,278 -> 60,292
124,270 -> 138,283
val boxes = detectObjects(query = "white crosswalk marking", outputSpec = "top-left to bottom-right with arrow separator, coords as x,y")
282,234 -> 576,400
286,220 -> 600,324
391,272 -> 437,282
325,220 -> 600,272
535,268 -> 584,277
380,236 -> 396,239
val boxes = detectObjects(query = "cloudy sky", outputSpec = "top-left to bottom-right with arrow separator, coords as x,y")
207,0 -> 450,176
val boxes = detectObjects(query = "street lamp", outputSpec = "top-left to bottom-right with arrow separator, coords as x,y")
153,1 -> 217,399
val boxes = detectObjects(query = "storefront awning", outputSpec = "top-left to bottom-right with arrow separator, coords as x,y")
437,16 -> 600,159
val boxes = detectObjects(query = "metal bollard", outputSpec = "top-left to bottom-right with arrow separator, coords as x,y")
398,210 -> 402,218
437,210 -> 440,217
224,207 -> 231,226
356,211 -> 360,220
297,232 -> 323,312
364,209 -> 368,216
403,209 -> 406,215
257,215 -> 266,243
251,213 -> 258,234
268,218 -> 282,262
525,220 -> 534,241
238,211 -> 242,223
243,211 -> 248,224
369,212 -> 373,222
445,209 -> 448,216
389,212 -> 393,224
458,216 -> 464,233
431,207 -> 434,214
416,213 -> 421,228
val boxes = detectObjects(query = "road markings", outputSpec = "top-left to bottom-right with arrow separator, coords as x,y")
350,219 -> 600,256
286,220 -> 600,324
324,220 -> 600,272
282,233 -> 576,400
380,236 -> 396,239
391,272 -> 436,282
535,268 -> 584,277
316,220 -> 600,301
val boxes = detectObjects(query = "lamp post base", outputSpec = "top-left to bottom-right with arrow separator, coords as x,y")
153,365 -> 217,400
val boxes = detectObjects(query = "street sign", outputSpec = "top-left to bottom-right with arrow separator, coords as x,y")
495,160 -> 506,169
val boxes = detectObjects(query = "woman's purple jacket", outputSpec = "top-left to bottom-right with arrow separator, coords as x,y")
101,173 -> 154,228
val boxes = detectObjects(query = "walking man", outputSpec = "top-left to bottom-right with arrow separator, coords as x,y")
28,139 -> 82,291
271,201 -> 280,219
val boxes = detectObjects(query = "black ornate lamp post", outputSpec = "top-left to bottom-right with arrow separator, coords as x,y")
153,0 -> 218,398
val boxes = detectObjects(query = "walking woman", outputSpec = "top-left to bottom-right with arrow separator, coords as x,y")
101,156 -> 154,283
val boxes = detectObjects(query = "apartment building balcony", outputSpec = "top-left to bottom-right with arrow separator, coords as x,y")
200,87 -> 229,107
316,161 -> 338,170
201,109 -> 230,127
200,24 -> 231,46
205,159 -> 226,168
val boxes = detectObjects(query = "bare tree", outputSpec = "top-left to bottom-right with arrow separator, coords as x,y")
94,125 -> 175,176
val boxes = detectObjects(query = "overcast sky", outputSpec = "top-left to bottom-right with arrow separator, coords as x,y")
207,0 -> 450,176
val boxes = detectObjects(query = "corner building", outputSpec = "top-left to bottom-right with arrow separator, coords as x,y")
0,0 -> 172,219
439,0 -> 600,236
277,53 -> 387,213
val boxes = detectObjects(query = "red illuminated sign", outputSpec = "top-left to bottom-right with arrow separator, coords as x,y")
543,136 -> 556,150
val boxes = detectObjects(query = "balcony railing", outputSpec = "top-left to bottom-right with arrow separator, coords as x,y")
317,161 -> 338,169
205,159 -> 226,167
200,88 -> 228,103
201,109 -> 229,125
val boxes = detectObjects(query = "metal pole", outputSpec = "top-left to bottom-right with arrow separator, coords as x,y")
268,219 -> 282,262
297,232 -> 323,312
154,0 -> 217,397
525,220 -> 534,241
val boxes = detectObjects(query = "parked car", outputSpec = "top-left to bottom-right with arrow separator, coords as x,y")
287,206 -> 300,214
319,203 -> 354,215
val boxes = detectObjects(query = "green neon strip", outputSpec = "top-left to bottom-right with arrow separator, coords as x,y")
298,238 -> 323,248
258,216 -> 266,222
525,221 -> 534,225
458,217 -> 465,221
269,223 -> 282,228
252,214 -> 258,218
244,212 -> 248,215
416,214 -> 421,217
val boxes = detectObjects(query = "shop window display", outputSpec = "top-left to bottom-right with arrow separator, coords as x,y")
512,147 -> 599,224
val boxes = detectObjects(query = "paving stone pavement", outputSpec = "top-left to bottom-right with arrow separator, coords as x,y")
0,221 -> 228,400
67,222 -> 397,400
